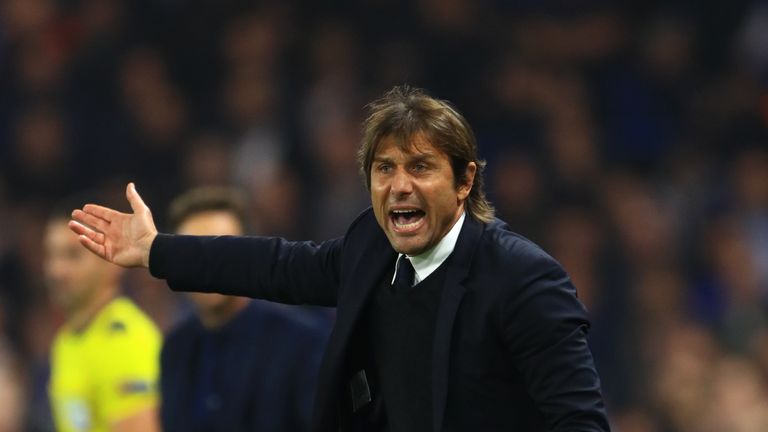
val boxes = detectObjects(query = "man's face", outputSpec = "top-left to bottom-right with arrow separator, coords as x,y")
371,134 -> 476,255
176,211 -> 244,313
44,219 -> 115,312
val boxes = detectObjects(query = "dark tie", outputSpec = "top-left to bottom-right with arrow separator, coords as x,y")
393,255 -> 415,291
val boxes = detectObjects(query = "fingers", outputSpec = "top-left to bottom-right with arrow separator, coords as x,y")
71,209 -> 110,233
77,234 -> 107,259
81,204 -> 121,223
69,220 -> 107,258
68,220 -> 106,245
126,182 -> 148,214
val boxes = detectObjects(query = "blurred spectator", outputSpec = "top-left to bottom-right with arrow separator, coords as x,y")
116,47 -> 188,216
730,147 -> 768,291
44,207 -> 161,432
180,132 -> 234,190
490,151 -> 546,241
651,322 -> 720,431
5,104 -> 72,204
703,356 -> 768,432
160,187 -> 329,432
701,217 -> 766,352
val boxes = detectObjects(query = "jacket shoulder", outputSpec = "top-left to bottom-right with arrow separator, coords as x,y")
344,208 -> 378,236
480,218 -> 559,268
340,207 -> 388,251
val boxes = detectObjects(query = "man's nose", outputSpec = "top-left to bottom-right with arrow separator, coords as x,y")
390,169 -> 413,196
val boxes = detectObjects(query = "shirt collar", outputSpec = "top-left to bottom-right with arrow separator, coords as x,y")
393,212 -> 465,285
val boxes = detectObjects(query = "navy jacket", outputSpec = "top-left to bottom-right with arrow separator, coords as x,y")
160,301 -> 328,432
150,209 -> 610,432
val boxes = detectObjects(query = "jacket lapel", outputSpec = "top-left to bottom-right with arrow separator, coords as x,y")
313,214 -> 394,431
334,221 -> 394,352
432,216 -> 484,432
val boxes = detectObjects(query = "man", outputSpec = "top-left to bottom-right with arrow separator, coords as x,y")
44,209 -> 161,432
70,86 -> 610,431
160,187 -> 328,432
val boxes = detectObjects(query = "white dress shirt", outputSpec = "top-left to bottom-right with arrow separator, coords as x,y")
391,212 -> 466,286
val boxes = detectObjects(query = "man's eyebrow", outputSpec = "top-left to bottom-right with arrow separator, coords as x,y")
373,150 -> 438,163
409,153 -> 438,163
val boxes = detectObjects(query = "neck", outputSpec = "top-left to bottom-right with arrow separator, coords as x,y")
68,286 -> 117,332
200,298 -> 250,329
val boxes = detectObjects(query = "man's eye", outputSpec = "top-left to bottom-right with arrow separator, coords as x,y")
377,164 -> 392,173
413,163 -> 427,172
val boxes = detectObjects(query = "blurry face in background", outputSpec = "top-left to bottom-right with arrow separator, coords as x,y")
370,134 -> 475,255
176,211 -> 244,314
44,219 -> 117,313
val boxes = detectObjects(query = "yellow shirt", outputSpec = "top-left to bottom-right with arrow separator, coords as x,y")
49,297 -> 161,432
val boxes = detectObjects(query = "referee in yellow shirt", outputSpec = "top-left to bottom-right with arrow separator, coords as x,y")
44,208 -> 161,432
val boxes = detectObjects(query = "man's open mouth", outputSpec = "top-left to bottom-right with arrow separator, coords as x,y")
390,209 -> 426,230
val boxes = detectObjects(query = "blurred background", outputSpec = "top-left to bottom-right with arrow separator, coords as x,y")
1,0 -> 768,431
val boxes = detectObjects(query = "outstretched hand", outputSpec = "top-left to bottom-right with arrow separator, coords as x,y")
69,183 -> 158,268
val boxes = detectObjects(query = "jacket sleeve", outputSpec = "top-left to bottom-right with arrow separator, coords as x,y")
498,252 -> 611,431
149,234 -> 343,307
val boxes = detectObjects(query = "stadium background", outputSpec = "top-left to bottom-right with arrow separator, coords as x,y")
1,0 -> 768,430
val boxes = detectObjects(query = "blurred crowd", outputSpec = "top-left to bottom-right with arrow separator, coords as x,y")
1,0 -> 768,431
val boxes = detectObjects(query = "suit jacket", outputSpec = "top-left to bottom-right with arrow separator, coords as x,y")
160,301 -> 328,432
150,209 -> 610,432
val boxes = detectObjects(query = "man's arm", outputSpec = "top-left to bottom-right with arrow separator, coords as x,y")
71,183 -> 343,305
149,234 -> 343,306
499,253 -> 610,431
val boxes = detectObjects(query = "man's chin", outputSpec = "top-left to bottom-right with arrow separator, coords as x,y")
390,237 -> 428,256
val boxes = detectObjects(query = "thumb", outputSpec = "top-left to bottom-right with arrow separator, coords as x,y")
126,182 -> 149,214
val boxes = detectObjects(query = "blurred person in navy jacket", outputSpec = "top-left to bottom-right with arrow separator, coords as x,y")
71,86 -> 609,431
160,187 -> 327,432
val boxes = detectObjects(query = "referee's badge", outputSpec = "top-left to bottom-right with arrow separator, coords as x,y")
120,379 -> 153,395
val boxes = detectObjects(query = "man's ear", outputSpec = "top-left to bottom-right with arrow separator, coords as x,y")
457,162 -> 477,201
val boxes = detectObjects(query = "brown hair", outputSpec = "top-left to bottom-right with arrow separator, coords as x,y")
167,187 -> 249,232
358,85 -> 495,222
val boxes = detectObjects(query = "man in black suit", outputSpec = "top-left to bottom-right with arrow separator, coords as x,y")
70,86 -> 610,431
160,187 -> 328,432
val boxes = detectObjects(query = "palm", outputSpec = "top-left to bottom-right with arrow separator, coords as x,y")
108,210 -> 154,265
69,183 -> 158,268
